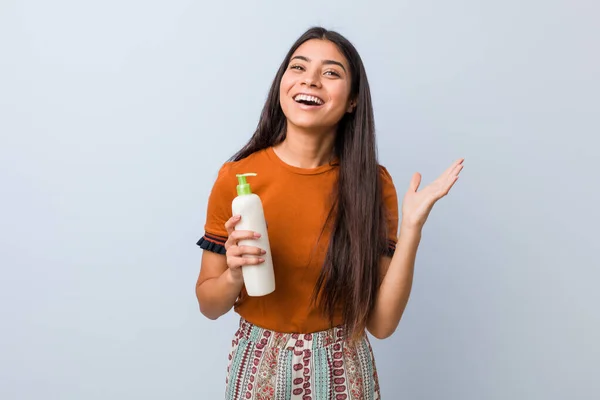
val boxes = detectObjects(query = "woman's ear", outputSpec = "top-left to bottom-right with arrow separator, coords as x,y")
346,100 -> 357,113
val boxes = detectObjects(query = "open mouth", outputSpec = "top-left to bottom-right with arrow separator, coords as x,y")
293,93 -> 325,106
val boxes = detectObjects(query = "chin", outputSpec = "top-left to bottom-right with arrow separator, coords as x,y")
285,110 -> 340,131
288,117 -> 330,131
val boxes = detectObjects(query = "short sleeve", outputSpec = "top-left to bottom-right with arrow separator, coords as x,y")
196,162 -> 237,254
380,166 -> 399,257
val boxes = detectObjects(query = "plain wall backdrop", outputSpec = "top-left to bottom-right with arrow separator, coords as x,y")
1,0 -> 598,399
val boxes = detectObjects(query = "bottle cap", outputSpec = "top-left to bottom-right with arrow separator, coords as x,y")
236,173 -> 257,195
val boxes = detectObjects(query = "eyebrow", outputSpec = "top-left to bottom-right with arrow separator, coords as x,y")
291,55 -> 347,73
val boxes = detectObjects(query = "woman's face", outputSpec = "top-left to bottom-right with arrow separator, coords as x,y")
279,39 -> 354,132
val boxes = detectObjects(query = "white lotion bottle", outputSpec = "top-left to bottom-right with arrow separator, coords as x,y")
231,173 -> 275,296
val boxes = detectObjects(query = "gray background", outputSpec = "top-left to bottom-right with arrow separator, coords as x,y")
1,0 -> 598,399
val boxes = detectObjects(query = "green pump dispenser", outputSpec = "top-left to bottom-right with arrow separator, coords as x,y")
236,173 -> 257,196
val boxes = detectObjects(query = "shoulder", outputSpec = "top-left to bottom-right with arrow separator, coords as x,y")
378,164 -> 392,179
378,164 -> 396,190
215,150 -> 269,177
211,150 -> 269,190
378,164 -> 399,211
217,149 -> 269,175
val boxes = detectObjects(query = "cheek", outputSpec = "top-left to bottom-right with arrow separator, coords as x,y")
328,85 -> 351,110
279,73 -> 295,95
279,77 -> 294,115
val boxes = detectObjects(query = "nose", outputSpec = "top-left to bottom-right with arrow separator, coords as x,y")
302,70 -> 321,88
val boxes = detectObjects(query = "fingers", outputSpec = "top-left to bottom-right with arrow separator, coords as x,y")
224,215 -> 264,240
445,158 -> 465,177
237,256 -> 266,266
229,229 -> 261,243
227,255 -> 266,270
228,245 -> 266,257
410,172 -> 422,192
442,162 -> 464,195
223,216 -> 266,271
224,215 -> 241,236
448,159 -> 464,188
451,163 -> 464,179
224,227 -> 261,250
226,245 -> 266,269
439,158 -> 464,192
224,215 -> 267,235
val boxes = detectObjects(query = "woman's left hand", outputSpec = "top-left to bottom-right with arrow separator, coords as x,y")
401,158 -> 465,230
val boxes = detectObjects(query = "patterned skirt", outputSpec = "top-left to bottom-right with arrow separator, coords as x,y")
225,318 -> 381,400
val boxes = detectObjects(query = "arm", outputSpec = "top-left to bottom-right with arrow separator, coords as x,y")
196,251 -> 244,320
195,215 -> 266,320
366,222 -> 421,339
367,157 -> 464,339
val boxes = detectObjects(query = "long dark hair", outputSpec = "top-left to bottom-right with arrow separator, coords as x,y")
231,27 -> 388,340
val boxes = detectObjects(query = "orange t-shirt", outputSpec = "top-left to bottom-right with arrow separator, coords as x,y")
197,147 -> 399,333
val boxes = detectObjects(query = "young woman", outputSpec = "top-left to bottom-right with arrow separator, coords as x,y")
196,26 -> 464,399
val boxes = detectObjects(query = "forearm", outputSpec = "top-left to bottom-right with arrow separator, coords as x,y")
196,269 -> 244,320
367,222 -> 422,339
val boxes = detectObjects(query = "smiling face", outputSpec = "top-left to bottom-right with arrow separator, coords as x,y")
279,39 -> 355,132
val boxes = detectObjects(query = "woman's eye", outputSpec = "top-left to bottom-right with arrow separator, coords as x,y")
324,70 -> 340,77
290,65 -> 304,71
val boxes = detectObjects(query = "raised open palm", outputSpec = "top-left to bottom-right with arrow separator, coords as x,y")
401,158 -> 465,229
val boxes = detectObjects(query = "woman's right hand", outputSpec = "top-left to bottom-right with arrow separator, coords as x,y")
224,215 -> 266,281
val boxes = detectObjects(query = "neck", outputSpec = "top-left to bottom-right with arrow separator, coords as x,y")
274,123 -> 337,169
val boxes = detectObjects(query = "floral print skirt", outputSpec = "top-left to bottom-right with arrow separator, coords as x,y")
225,317 -> 381,400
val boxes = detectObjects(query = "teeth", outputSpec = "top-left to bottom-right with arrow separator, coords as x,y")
294,94 -> 324,105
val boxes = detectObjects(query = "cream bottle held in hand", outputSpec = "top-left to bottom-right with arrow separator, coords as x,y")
232,173 -> 275,296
